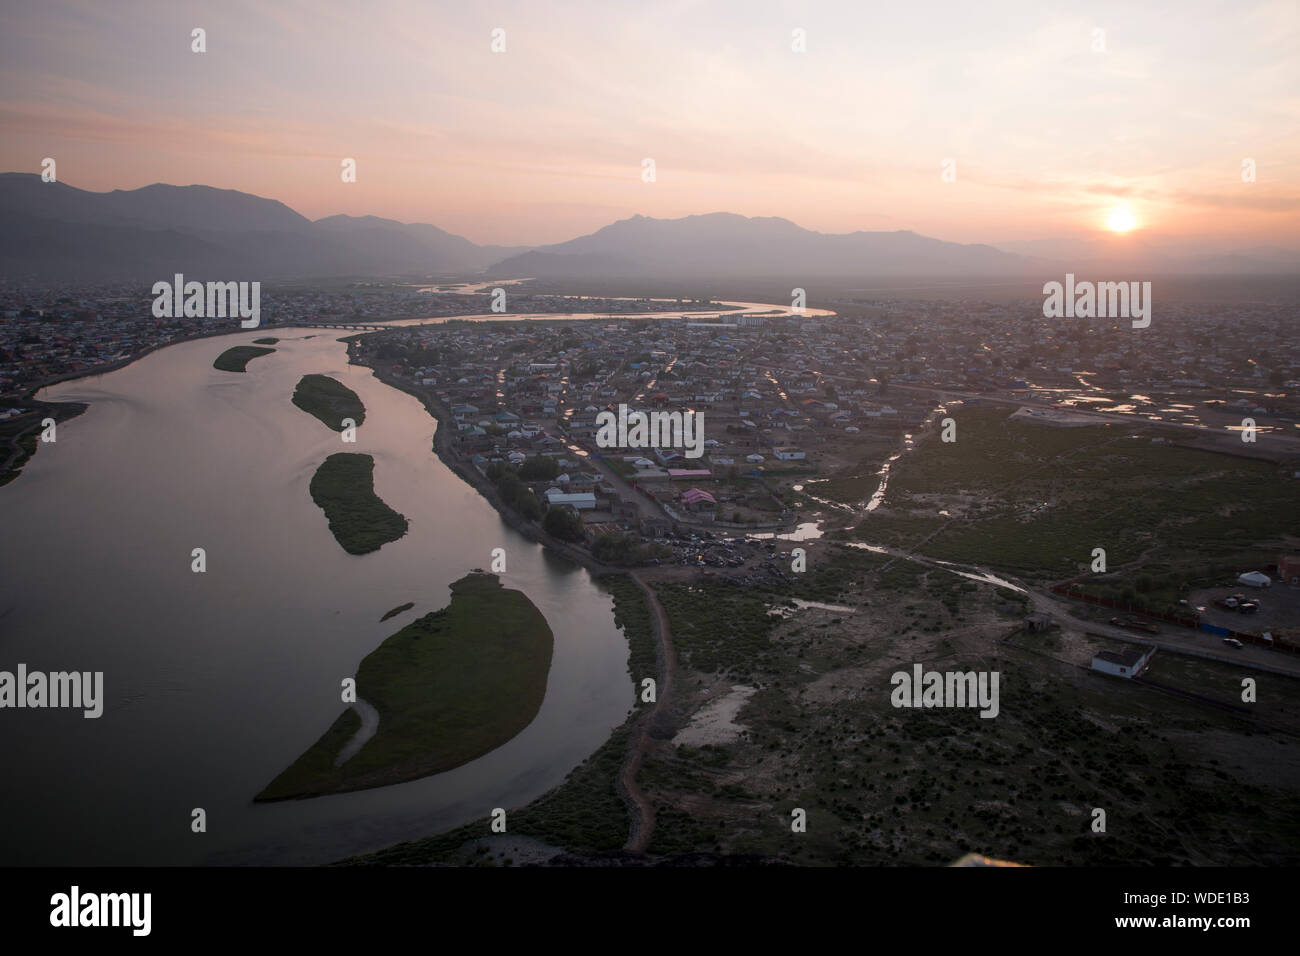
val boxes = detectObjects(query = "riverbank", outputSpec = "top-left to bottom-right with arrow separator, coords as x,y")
0,400 -> 86,486
1,326 -> 256,485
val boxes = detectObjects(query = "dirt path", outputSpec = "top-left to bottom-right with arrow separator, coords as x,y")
333,699 -> 379,767
618,570 -> 677,853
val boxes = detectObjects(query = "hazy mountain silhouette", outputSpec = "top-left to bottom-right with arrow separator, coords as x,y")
3,174 -> 1295,282
0,174 -> 526,281
486,212 -> 1035,278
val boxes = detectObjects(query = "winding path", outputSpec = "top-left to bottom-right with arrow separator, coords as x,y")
332,698 -> 379,767
618,570 -> 677,853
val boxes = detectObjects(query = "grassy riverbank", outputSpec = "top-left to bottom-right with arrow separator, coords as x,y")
292,373 -> 365,431
213,345 -> 275,372
257,572 -> 554,801
308,452 -> 408,554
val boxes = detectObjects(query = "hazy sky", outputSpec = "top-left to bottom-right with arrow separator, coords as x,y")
1,0 -> 1296,248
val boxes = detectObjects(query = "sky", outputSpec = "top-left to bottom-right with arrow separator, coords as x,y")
0,0 -> 1297,249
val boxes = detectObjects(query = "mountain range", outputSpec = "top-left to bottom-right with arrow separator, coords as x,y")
2,173 -> 1295,283
0,174 -> 525,281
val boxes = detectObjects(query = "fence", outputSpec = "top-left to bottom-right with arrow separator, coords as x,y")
1051,582 -> 1296,654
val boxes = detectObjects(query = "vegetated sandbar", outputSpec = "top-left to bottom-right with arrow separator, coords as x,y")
337,572 -> 655,863
291,373 -> 365,431
380,601 -> 414,622
213,345 -> 275,372
308,452 -> 408,555
252,337 -> 279,345
256,572 -> 554,801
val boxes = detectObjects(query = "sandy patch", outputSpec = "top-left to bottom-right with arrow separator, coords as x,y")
674,684 -> 757,747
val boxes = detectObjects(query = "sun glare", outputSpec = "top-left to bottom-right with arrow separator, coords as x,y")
1106,205 -> 1137,233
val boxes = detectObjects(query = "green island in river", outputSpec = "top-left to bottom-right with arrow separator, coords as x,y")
308,452 -> 408,554
256,572 -> 554,801
213,345 -> 275,372
291,373 -> 365,431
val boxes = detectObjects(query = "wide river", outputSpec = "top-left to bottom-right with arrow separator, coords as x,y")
0,326 -> 641,866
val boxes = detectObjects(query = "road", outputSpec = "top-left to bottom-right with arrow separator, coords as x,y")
851,541 -> 1300,678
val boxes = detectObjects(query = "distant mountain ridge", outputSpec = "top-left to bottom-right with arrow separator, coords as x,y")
0,174 -> 527,281
2,173 -> 1295,282
487,212 -> 1034,278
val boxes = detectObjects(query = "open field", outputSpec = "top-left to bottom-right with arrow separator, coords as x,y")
631,556 -> 1300,866
856,406 -> 1300,586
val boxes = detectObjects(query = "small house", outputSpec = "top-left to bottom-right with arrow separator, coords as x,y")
1091,646 -> 1155,679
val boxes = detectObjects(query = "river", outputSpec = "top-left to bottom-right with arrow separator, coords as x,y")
0,328 -> 634,865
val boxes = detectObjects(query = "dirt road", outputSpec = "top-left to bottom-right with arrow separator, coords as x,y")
618,570 -> 677,853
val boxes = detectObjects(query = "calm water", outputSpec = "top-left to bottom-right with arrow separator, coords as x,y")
0,329 -> 633,865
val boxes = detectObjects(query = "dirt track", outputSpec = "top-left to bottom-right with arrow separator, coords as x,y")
618,570 -> 677,853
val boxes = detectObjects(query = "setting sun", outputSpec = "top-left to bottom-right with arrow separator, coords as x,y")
1106,205 -> 1138,233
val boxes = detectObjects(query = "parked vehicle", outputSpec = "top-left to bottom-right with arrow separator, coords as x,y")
1222,638 -> 1244,648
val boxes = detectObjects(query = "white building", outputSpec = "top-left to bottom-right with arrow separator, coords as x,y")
1091,646 -> 1155,679
1238,571 -> 1271,588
